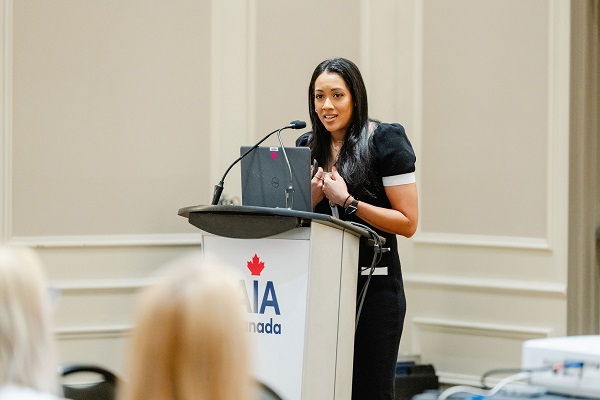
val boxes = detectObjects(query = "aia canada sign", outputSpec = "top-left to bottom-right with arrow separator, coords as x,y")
240,254 -> 282,335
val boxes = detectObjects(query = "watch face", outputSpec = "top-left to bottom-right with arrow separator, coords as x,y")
345,199 -> 358,215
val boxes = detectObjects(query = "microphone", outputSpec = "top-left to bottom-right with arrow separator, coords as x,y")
288,120 -> 306,129
211,120 -> 306,205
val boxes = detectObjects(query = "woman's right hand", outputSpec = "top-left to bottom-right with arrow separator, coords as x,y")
310,166 -> 326,210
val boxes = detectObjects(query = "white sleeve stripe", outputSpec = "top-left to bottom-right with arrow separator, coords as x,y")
382,172 -> 416,186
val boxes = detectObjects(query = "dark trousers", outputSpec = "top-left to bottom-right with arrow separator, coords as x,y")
352,274 -> 406,400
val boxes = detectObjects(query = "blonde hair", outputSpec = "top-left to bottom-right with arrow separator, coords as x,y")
121,253 -> 252,400
0,246 -> 58,394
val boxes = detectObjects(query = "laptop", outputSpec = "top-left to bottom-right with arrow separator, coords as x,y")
240,146 -> 312,212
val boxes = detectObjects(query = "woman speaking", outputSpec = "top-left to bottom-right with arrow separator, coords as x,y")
297,57 -> 418,400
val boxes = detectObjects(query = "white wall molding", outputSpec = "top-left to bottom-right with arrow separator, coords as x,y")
8,233 -> 202,248
412,0 -> 423,160
436,372 -> 485,387
438,371 -> 537,388
247,0 -> 257,143
405,273 -> 566,296
359,0 -> 371,84
209,0 -> 251,201
1,0 -> 13,243
51,278 -> 152,294
55,325 -> 131,341
545,0 -> 571,265
413,317 -> 553,342
413,232 -> 551,251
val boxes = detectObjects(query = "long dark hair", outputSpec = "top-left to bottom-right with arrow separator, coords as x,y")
307,57 -> 380,198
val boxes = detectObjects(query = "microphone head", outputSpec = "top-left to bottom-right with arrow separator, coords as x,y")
289,120 -> 307,129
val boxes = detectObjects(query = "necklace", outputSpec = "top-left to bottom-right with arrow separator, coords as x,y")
331,139 -> 344,151
330,142 -> 342,168
329,138 -> 344,168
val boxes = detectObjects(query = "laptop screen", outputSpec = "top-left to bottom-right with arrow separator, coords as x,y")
240,146 -> 312,212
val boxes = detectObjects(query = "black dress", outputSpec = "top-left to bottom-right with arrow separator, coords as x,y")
296,123 -> 416,400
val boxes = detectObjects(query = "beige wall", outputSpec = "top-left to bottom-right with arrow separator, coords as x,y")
12,0 -> 211,236
1,0 -> 594,387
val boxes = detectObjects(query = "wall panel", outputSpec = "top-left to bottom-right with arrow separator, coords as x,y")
411,317 -> 551,383
43,244 -> 201,374
395,0 -> 571,385
12,0 -> 210,237
56,331 -> 130,373
419,0 -> 550,238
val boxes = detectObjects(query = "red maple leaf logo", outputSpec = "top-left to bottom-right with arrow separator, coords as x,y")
247,254 -> 265,276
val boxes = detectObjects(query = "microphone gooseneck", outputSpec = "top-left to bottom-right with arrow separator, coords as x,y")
210,120 -> 306,205
276,128 -> 295,209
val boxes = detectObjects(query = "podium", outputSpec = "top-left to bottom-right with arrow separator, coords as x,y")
178,205 -> 372,400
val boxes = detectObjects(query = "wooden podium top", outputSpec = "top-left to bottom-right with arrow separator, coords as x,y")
178,204 -> 373,239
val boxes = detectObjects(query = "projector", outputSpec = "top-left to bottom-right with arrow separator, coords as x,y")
522,335 -> 600,399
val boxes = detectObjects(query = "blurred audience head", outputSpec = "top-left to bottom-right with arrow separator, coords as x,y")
121,253 -> 252,400
0,245 -> 58,394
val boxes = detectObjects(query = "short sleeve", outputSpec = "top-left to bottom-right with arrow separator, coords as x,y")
372,123 -> 416,186
295,132 -> 312,147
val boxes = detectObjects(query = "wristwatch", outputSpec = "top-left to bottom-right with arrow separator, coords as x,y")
344,198 -> 358,215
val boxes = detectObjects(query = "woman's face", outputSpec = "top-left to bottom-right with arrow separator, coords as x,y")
313,72 -> 353,138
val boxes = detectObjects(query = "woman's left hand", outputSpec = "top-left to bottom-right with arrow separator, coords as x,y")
322,167 -> 350,206
310,166 -> 326,209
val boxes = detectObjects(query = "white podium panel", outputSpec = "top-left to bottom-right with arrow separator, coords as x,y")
203,233 -> 311,399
